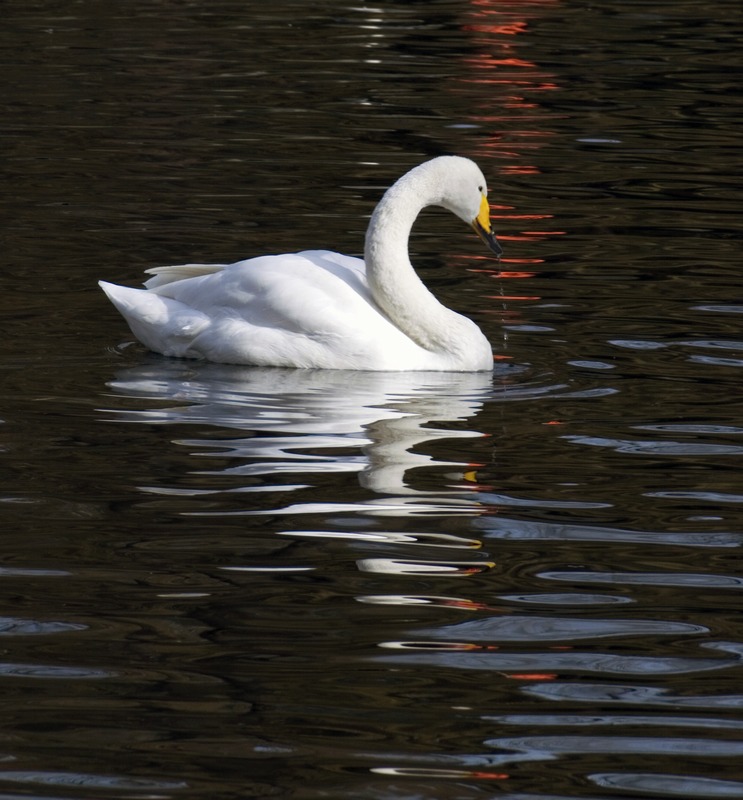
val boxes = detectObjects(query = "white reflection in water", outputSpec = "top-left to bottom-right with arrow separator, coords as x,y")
280,530 -> 481,548
357,558 -> 493,576
105,361 -> 496,511
357,594 -> 479,608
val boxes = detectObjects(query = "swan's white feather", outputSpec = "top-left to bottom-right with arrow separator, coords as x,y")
143,263 -> 229,288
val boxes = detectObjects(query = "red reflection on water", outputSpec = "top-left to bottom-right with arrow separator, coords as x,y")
466,265 -> 538,278
506,673 -> 558,680
439,597 -> 492,611
494,214 -> 553,220
372,767 -> 510,780
451,0 -> 563,287
471,771 -> 511,780
466,20 -> 529,36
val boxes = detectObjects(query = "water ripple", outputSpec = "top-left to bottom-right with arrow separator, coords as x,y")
542,570 -> 743,589
0,663 -> 111,679
499,592 -> 632,606
590,772 -> 743,797
524,683 -> 743,709
375,647 -> 739,677
563,434 -> 743,456
0,617 -> 86,636
479,735 -> 743,764
478,517 -> 742,548
486,713 -> 743,731
412,615 -> 706,642
0,770 -> 187,791
647,490 -> 743,505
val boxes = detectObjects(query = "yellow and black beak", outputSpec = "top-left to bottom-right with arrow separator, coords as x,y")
472,194 -> 503,260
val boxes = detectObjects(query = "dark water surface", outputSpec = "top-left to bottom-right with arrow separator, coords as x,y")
3,1 -> 743,798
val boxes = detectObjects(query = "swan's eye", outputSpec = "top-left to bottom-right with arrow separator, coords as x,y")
478,185 -> 484,193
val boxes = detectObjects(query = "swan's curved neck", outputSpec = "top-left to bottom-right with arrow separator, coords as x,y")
364,170 -> 463,352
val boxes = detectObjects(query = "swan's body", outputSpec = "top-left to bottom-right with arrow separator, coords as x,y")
100,156 -> 502,371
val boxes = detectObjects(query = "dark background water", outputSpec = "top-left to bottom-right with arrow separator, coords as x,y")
2,1 -> 743,798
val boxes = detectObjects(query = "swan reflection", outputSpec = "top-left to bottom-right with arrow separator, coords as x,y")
105,360 -> 495,511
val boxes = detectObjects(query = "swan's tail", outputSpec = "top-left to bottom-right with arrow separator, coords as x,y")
143,263 -> 228,289
99,280 -> 211,358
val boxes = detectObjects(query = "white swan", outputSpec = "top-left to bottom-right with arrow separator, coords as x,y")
99,156 -> 502,371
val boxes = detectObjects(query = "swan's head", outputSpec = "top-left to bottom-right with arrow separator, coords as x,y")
434,156 -> 503,260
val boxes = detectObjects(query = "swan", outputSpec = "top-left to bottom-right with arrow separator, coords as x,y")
99,155 -> 502,371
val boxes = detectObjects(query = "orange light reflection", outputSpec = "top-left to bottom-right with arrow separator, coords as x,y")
471,772 -> 511,780
453,0 -> 564,259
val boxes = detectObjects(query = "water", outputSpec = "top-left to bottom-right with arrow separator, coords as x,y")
2,0 -> 743,797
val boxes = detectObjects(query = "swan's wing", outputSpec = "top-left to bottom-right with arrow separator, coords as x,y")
152,250 -> 379,333
142,252 -> 365,289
